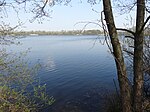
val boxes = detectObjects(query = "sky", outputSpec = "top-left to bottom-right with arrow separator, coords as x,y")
3,0 -> 136,31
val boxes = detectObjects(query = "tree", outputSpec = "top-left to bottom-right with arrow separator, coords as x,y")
102,0 -> 132,111
102,0 -> 150,112
133,0 -> 145,111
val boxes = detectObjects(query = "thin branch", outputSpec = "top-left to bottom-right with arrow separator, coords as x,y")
138,15 -> 150,34
74,21 -> 102,33
0,0 -> 6,6
125,36 -> 134,39
101,11 -> 112,52
116,28 -> 135,36
146,7 -> 150,13
123,49 -> 134,56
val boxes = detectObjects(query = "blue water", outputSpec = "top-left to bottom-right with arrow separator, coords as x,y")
7,35 -> 117,112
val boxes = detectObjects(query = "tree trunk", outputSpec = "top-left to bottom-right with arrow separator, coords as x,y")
102,0 -> 132,112
133,0 -> 145,111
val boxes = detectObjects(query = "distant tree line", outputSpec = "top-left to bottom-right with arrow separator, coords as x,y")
1,29 -> 149,36
0,28 -> 150,36
2,30 -> 103,36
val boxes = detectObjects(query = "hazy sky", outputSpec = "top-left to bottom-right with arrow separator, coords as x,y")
4,0 -> 136,31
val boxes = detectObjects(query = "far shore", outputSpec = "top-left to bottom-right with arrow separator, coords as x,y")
1,29 -> 130,36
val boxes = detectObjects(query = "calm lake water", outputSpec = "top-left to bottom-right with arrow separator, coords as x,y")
7,35 -> 117,112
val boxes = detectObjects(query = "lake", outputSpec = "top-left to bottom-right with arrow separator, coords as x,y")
7,35 -> 117,112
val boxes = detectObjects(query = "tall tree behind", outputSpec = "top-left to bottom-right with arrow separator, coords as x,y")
102,0 -> 147,111
102,0 -> 132,112
133,0 -> 145,111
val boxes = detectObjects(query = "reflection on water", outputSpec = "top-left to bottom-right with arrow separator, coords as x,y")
8,35 -> 117,112
43,57 -> 56,72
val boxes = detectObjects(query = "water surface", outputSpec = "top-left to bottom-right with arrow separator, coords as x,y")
8,35 -> 117,112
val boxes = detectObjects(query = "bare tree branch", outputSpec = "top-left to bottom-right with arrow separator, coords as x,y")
0,0 -> 6,6
138,15 -> 150,34
123,49 -> 134,56
125,36 -> 134,39
74,21 -> 102,33
116,28 -> 135,36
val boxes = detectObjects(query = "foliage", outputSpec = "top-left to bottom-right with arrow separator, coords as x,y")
0,48 -> 55,112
